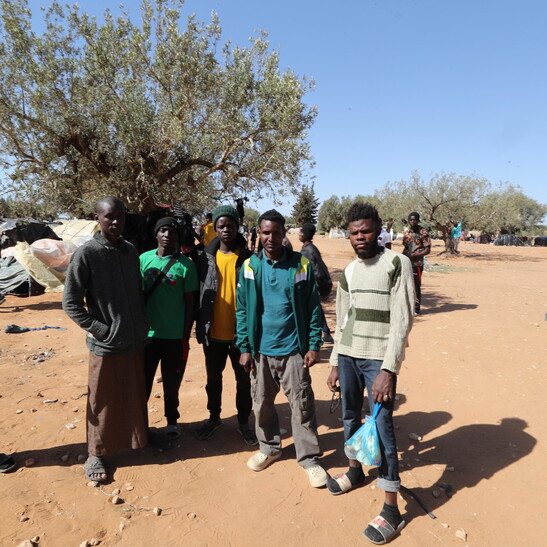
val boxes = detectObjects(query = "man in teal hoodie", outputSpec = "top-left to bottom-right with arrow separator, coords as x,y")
236,209 -> 328,488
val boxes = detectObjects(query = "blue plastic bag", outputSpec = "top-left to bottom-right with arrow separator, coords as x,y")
344,402 -> 382,466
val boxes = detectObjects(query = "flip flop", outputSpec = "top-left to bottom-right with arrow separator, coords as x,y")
327,472 -> 365,495
165,424 -> 182,440
0,453 -> 16,473
363,515 -> 406,545
84,456 -> 107,483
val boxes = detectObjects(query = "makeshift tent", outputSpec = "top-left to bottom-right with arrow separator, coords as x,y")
51,219 -> 99,244
493,234 -> 524,246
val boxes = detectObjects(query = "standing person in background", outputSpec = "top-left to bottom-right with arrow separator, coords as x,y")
63,197 -> 150,483
377,227 -> 392,249
195,205 -> 257,445
237,209 -> 328,488
250,226 -> 258,252
402,212 -> 430,315
326,201 -> 414,544
140,217 -> 198,440
299,223 -> 334,344
201,213 -> 217,247
451,221 -> 462,254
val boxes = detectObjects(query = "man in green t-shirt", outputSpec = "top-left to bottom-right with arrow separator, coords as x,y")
140,217 -> 198,439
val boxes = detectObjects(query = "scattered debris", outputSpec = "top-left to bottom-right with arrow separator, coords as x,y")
154,376 -> 162,384
112,488 -> 121,496
19,515 -> 29,522
187,512 -> 196,519
408,432 -> 422,441
43,399 -> 58,404
455,528 -> 467,541
87,481 -> 99,488
65,423 -> 76,430
16,409 -> 23,414
111,495 -> 123,505
152,507 -> 162,516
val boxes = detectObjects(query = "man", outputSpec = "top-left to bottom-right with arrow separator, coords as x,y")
299,223 -> 334,344
377,227 -> 392,249
451,221 -> 462,254
237,209 -> 328,488
201,213 -> 217,247
195,205 -> 256,445
326,201 -> 414,544
63,197 -> 150,482
402,212 -> 430,314
140,217 -> 198,439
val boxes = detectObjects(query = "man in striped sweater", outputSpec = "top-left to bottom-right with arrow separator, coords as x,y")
326,202 -> 415,544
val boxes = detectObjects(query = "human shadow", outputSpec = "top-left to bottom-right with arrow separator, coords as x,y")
420,291 -> 478,315
395,415 -> 537,521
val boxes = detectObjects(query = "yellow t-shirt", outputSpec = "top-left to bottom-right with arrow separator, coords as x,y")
202,222 -> 217,247
210,249 -> 239,341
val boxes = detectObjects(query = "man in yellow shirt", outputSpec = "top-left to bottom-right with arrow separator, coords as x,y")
195,205 -> 256,444
201,213 -> 217,247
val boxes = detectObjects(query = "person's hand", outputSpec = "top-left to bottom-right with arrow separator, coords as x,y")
326,367 -> 339,392
304,350 -> 318,368
371,370 -> 395,404
240,352 -> 255,373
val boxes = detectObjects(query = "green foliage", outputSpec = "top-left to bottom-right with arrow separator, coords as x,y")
242,206 -> 260,228
0,0 -> 316,214
291,184 -> 319,226
375,172 -> 546,251
317,194 -> 376,231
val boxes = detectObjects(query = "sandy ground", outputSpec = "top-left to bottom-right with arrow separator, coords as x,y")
0,235 -> 545,547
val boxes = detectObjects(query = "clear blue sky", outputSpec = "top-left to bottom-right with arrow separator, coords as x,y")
28,0 -> 547,216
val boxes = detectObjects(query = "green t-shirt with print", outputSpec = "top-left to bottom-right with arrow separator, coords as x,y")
140,249 -> 198,339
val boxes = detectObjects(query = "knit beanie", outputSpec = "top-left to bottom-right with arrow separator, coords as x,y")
301,223 -> 316,240
212,205 -> 240,229
154,216 -> 178,235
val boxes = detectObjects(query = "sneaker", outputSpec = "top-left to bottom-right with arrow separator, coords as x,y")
247,451 -> 281,471
322,333 -> 334,344
237,425 -> 259,446
305,464 -> 329,488
195,419 -> 223,441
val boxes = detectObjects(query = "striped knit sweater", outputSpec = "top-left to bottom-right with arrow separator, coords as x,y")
330,248 -> 415,373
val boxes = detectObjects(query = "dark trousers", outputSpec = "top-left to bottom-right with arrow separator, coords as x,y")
319,304 -> 331,335
412,264 -> 422,310
338,355 -> 400,492
144,338 -> 187,424
203,340 -> 252,424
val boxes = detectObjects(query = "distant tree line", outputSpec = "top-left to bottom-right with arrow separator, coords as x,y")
316,172 -> 546,253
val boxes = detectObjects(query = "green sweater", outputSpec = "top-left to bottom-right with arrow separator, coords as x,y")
236,250 -> 322,356
330,248 -> 415,373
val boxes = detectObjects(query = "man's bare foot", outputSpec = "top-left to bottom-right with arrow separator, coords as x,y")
84,456 -> 107,482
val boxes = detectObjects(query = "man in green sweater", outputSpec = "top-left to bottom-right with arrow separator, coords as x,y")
237,209 -> 328,488
326,202 -> 415,544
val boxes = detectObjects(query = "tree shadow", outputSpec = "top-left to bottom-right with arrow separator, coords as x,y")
1,300 -> 64,312
462,251 -> 545,263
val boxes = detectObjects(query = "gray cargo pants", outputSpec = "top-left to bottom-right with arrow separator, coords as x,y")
251,351 -> 323,468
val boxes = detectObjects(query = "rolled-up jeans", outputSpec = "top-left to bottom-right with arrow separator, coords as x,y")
337,355 -> 400,492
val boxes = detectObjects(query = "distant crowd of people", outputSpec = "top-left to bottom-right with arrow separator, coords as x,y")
2,197 -> 433,544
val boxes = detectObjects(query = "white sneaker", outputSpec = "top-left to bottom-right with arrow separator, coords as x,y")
305,464 -> 329,487
247,451 -> 281,471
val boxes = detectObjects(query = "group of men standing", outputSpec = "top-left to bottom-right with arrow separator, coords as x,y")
61,196 -> 420,544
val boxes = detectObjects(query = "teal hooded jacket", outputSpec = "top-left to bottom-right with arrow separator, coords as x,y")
236,249 -> 323,356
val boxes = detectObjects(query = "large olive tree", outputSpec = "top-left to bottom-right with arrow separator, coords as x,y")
0,0 -> 316,215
